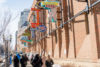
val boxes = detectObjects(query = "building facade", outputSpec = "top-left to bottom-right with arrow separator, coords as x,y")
18,0 -> 100,63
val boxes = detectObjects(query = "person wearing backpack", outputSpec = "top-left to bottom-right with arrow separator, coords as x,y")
45,55 -> 54,67
31,54 -> 43,67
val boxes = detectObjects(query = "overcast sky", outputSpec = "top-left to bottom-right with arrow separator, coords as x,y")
0,0 -> 33,50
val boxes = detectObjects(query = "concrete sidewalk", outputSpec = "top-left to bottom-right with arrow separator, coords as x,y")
10,62 -> 62,67
10,62 -> 32,67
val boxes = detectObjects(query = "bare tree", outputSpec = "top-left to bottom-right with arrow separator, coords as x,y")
0,9 -> 19,67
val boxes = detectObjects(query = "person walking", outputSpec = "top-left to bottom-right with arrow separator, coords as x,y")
31,54 -> 43,67
20,55 -> 26,67
24,54 -> 29,66
45,55 -> 54,67
9,54 -> 12,65
13,55 -> 19,67
30,54 -> 34,67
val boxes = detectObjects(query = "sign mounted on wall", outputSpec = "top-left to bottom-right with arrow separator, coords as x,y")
20,36 -> 32,43
31,8 -> 41,23
48,8 -> 57,23
36,1 -> 59,9
31,30 -> 35,38
20,40 -> 32,43
38,25 -> 47,32
31,8 -> 43,28
31,23 -> 42,28
30,27 -> 39,31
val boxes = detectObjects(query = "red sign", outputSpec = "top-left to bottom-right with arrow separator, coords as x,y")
31,8 -> 41,11
31,23 -> 42,28
31,8 -> 42,24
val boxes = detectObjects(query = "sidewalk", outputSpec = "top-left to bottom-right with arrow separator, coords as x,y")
10,62 -> 32,67
9,62 -> 62,67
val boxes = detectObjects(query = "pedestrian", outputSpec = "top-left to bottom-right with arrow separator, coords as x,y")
31,54 -> 43,67
20,55 -> 26,67
45,55 -> 54,67
9,54 -> 12,65
24,54 -> 29,66
13,55 -> 19,67
30,54 -> 34,67
16,53 -> 21,61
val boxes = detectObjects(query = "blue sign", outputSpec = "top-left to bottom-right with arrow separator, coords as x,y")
21,36 -> 28,40
30,28 -> 38,38
30,27 -> 39,31
32,30 -> 35,38
39,25 -> 47,32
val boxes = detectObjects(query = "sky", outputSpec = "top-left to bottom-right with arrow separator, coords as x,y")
0,0 -> 33,50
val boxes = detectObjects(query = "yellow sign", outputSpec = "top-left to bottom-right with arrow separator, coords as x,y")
41,1 -> 59,6
36,1 -> 59,9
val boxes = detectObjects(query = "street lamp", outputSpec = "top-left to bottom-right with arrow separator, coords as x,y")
3,34 -> 12,67
15,31 -> 18,52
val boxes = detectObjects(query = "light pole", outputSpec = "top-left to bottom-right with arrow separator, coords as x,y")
3,35 -> 12,67
15,31 -> 18,52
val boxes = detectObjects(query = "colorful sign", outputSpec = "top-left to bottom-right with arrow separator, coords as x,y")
31,23 -> 42,28
48,9 -> 57,23
31,8 -> 42,24
21,36 -> 28,40
20,36 -> 32,43
31,8 -> 43,28
30,28 -> 38,38
36,1 -> 59,9
38,25 -> 47,32
31,30 -> 35,38
30,27 -> 39,31
20,40 -> 32,43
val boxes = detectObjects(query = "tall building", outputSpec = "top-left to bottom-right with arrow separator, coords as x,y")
18,9 -> 30,29
17,9 -> 30,52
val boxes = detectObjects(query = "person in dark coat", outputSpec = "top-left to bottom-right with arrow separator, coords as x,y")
24,54 -> 29,66
20,55 -> 26,67
20,54 -> 29,67
30,54 -> 34,67
31,54 -> 43,67
13,55 -> 19,67
45,55 -> 54,67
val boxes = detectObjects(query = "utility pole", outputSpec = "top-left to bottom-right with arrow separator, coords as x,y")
3,35 -> 8,67
3,35 -> 12,67
16,31 -> 18,52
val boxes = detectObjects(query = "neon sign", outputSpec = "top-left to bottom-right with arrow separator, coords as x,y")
36,1 -> 59,9
31,23 -> 42,28
31,8 -> 41,23
39,25 -> 47,32
31,8 -> 42,28
48,9 -> 57,23
30,25 -> 47,32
